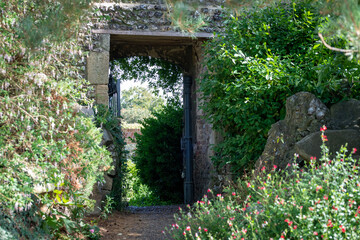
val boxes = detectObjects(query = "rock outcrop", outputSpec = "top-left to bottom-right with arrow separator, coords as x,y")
255,92 -> 360,173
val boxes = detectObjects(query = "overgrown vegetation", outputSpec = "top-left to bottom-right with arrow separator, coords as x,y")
133,100 -> 184,203
0,0 -> 114,238
125,159 -> 172,206
166,127 -> 360,239
200,0 -> 360,175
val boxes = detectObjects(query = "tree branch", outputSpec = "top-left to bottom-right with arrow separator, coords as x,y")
318,33 -> 358,53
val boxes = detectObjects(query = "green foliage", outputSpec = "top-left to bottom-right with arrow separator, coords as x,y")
121,108 -> 152,125
200,0 -> 360,175
317,0 -> 360,58
0,0 -> 113,238
166,0 -> 206,34
166,128 -> 360,239
100,195 -> 115,220
133,100 -> 184,203
120,86 -> 165,124
0,206 -> 47,240
168,0 -> 360,57
121,86 -> 165,111
94,104 -> 127,210
15,0 -> 92,49
42,197 -> 100,240
125,159 -> 172,206
111,57 -> 182,95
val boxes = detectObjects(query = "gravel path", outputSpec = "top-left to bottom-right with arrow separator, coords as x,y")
97,205 -> 184,240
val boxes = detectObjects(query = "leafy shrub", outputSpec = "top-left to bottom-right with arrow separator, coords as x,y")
0,206 -> 47,240
0,0 -> 113,238
133,100 -> 183,203
200,0 -> 360,175
125,159 -> 172,206
165,126 -> 360,239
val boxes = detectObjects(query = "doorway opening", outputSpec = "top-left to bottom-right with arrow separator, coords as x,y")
110,56 -> 184,206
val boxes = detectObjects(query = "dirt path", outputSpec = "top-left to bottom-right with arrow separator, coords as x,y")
97,205 -> 184,240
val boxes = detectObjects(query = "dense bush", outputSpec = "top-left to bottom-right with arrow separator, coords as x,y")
0,0 -> 112,238
166,127 -> 360,239
133,100 -> 183,203
200,0 -> 360,175
125,159 -> 172,206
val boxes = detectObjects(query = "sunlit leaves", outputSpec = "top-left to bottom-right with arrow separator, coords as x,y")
199,0 -> 360,176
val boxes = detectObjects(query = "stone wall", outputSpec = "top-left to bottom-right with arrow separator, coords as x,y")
92,2 -> 225,33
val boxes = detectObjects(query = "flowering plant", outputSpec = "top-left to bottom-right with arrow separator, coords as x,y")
166,126 -> 360,239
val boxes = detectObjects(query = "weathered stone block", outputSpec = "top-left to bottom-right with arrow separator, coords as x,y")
87,51 -> 109,85
99,34 -> 110,52
295,129 -> 360,161
90,186 -> 110,215
101,128 -> 113,147
330,99 -> 360,130
102,174 -> 114,191
95,85 -> 109,105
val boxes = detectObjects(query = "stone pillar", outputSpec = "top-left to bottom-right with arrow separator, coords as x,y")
192,42 -> 217,200
87,34 -> 110,105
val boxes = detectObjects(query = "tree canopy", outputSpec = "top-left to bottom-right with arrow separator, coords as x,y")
121,86 -> 165,124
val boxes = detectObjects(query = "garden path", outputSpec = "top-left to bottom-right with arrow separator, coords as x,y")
97,205 -> 183,240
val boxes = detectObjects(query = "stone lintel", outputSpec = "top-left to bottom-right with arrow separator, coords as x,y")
92,29 -> 214,40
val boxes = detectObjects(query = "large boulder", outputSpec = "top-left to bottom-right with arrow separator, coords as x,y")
295,129 -> 360,161
330,99 -> 360,130
255,92 -> 329,173
255,93 -> 360,174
